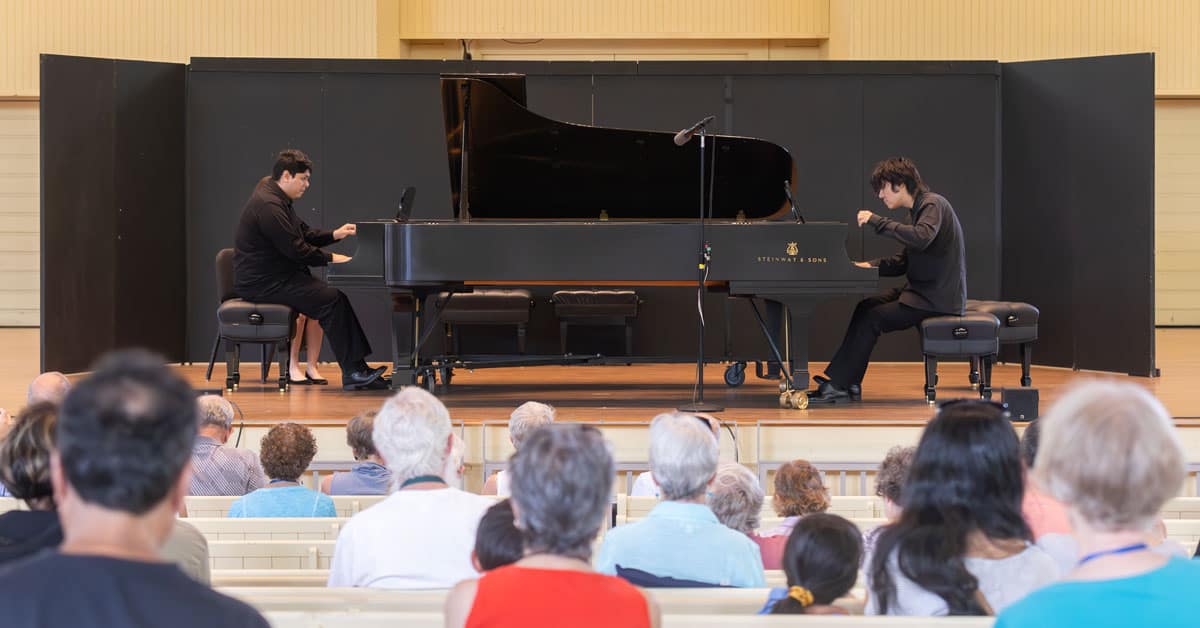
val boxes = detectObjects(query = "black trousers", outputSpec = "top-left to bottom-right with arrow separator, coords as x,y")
244,273 -> 372,374
823,288 -> 938,388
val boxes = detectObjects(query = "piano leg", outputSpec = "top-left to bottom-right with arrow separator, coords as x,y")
767,297 -> 816,387
390,292 -> 418,388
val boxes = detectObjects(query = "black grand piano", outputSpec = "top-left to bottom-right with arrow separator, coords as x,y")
329,73 -> 877,390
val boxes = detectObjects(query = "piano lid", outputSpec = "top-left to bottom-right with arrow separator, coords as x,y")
442,74 -> 795,221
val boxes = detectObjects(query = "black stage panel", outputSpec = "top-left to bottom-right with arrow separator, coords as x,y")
41,55 -> 186,372
1001,54 -> 1155,376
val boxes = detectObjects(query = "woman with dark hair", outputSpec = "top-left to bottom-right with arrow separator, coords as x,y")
758,513 -> 863,615
444,424 -> 660,628
866,401 -> 1057,616
0,403 -> 62,564
228,422 -> 335,517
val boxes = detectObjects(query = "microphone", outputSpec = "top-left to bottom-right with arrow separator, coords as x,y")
673,115 -> 716,146
782,181 -> 805,224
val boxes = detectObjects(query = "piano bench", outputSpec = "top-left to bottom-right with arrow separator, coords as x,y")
551,290 -> 640,356
435,289 -> 534,355
920,313 -> 1001,403
966,300 -> 1040,387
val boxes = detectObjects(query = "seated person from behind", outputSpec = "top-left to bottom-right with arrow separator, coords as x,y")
228,422 -> 334,517
595,412 -> 765,587
706,463 -> 774,567
0,350 -> 268,628
865,445 -> 916,558
321,410 -> 391,495
0,403 -> 63,564
754,458 -> 831,568
189,395 -> 266,496
471,499 -> 524,573
27,371 -> 71,406
482,401 -> 555,496
866,401 -> 1057,616
760,513 -> 864,615
445,424 -> 661,628
327,387 -> 494,589
630,413 -> 719,498
998,382 -> 1200,628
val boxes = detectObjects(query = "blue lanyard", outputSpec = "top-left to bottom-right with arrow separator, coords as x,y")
268,479 -> 297,485
400,474 -> 445,488
1077,542 -> 1148,566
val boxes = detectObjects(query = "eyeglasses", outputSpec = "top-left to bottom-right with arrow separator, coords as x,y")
936,398 -> 1012,420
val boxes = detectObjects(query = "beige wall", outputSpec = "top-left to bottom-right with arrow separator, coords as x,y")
0,101 -> 38,326
3,1 -> 1197,324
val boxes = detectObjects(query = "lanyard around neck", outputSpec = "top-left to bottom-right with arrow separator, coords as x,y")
1077,542 -> 1148,566
400,475 -> 446,489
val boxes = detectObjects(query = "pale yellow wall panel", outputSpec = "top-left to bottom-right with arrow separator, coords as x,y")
828,0 -> 1199,93
398,0 -> 828,39
1156,99 -> 1200,324
1,0 -> 377,96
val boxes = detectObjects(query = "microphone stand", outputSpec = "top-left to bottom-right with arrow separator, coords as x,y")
679,126 -> 723,413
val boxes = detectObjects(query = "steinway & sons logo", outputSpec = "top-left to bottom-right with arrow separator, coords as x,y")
757,242 -> 828,264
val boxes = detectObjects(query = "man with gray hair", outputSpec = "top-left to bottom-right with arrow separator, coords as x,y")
482,400 -> 556,496
328,386 -> 493,589
188,395 -> 266,496
596,412 -> 765,587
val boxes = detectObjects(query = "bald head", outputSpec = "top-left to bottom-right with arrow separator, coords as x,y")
27,371 -> 71,406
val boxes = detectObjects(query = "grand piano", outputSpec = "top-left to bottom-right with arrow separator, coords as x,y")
329,73 -> 877,390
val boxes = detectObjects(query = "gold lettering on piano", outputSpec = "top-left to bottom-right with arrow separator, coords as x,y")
756,256 -> 829,264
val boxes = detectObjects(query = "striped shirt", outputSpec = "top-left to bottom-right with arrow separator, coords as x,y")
188,436 -> 266,496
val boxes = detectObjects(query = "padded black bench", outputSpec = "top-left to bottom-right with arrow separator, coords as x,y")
920,313 -> 1000,402
551,290 -> 640,356
435,289 -> 534,355
966,299 -> 1040,387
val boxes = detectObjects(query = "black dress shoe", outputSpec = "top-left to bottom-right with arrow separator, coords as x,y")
342,366 -> 387,391
806,380 -> 852,404
813,375 -> 862,400
306,375 -> 329,385
288,377 -> 311,386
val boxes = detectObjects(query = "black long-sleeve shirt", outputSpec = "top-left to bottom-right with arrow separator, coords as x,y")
233,177 -> 335,295
866,191 -> 966,315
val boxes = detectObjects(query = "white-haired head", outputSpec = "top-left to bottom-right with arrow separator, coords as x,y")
196,394 -> 234,432
374,386 -> 453,485
508,401 -> 557,448
1035,380 -> 1184,532
27,372 -> 71,406
708,462 -> 764,534
649,412 -> 719,501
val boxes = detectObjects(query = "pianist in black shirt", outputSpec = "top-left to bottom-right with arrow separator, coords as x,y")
808,157 -> 966,404
233,149 -> 388,390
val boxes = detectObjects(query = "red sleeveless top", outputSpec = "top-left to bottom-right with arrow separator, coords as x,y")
465,565 -> 651,628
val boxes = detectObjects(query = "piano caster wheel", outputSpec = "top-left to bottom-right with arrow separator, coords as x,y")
225,377 -> 238,391
779,381 -> 789,394
723,363 -> 746,387
419,373 -> 436,393
778,390 -> 808,410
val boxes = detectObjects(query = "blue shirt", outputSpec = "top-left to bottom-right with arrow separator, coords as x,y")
328,462 -> 391,495
595,501 -> 765,587
227,485 -> 336,518
996,556 -> 1200,628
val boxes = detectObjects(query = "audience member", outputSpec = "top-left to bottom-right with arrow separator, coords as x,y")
1019,419 -> 1071,539
707,463 -> 779,567
189,395 -> 266,496
321,410 -> 391,495
228,422 -> 334,517
162,519 -> 212,585
471,499 -> 524,573
328,387 -> 493,589
0,350 -> 268,627
630,413 -> 720,498
866,400 -> 1057,616
446,424 -> 660,628
596,412 -> 765,587
761,459 -> 830,539
760,513 -> 863,615
865,445 -> 916,558
26,371 -> 71,406
998,382 -> 1200,628
483,401 -> 556,496
0,403 -> 62,564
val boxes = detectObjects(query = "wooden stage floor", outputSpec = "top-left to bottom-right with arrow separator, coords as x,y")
3,328 -> 1198,427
